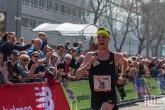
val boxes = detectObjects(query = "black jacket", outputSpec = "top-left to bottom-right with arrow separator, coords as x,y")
0,40 -> 31,61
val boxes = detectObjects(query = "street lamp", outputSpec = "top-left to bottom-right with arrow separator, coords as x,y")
15,16 -> 21,38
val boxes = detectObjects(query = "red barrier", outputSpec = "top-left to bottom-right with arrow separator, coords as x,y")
0,83 -> 70,110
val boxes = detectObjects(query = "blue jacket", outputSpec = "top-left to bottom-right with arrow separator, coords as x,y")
27,47 -> 45,59
0,40 -> 31,61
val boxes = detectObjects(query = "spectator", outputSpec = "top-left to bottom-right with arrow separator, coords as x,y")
20,51 -> 27,55
126,64 -> 136,82
0,31 -> 4,40
48,54 -> 58,68
0,53 -> 12,85
75,55 -> 85,75
17,54 -> 38,82
139,56 -> 143,62
19,37 -> 25,46
0,32 -> 32,61
122,52 -> 128,58
144,59 -> 151,77
57,54 -> 72,87
92,42 -> 98,51
65,41 -> 70,52
7,50 -> 20,77
69,47 -> 78,69
54,44 -> 65,65
28,38 -> 44,58
76,42 -> 83,55
159,64 -> 165,77
44,67 -> 62,86
148,57 -> 159,77
38,32 -> 48,47
8,50 -> 20,63
138,59 -> 145,77
28,51 -> 51,77
41,44 -> 48,56
47,45 -> 53,53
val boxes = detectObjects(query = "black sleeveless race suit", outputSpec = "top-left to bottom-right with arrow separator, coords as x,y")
89,51 -> 118,110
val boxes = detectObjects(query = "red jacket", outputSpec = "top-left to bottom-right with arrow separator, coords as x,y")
45,73 -> 59,86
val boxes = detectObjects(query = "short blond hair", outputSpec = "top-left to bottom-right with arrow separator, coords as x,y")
19,54 -> 30,62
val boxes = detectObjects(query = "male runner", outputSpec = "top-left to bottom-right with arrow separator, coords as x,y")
75,27 -> 128,110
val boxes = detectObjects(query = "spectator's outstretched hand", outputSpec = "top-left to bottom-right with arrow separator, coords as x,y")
57,76 -> 62,83
59,69 -> 67,75
46,52 -> 52,59
26,39 -> 35,47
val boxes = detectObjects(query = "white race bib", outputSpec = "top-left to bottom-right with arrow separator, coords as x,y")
93,75 -> 111,92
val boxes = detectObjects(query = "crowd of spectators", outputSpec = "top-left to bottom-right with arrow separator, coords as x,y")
116,52 -> 165,82
0,31 -> 164,87
0,31 -> 87,87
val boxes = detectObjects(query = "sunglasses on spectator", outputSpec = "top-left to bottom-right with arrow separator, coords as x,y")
22,59 -> 29,62
33,56 -> 39,58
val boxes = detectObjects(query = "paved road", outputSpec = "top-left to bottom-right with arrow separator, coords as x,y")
119,98 -> 165,110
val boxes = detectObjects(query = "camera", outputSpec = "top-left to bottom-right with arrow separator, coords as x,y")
45,67 -> 54,77
39,64 -> 54,77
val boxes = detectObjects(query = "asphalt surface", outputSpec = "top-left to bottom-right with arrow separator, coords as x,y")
119,98 -> 165,110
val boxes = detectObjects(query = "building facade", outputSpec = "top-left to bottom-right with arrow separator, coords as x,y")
0,0 -> 152,56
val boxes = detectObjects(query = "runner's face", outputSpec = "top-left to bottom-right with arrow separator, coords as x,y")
97,33 -> 110,50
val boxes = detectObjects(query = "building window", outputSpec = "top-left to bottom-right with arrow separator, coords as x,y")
60,4 -> 66,14
39,0 -> 47,10
47,0 -> 54,12
66,6 -> 71,15
54,2 -> 59,12
21,17 -> 30,30
39,20 -> 44,25
22,0 -> 30,6
78,10 -> 81,18
72,8 -> 77,17
31,0 -> 39,8
30,19 -> 38,30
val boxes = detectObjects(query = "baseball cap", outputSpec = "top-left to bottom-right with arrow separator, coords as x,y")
12,50 -> 20,56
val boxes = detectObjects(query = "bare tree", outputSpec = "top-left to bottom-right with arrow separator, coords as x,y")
106,0 -> 135,52
130,1 -> 163,55
81,0 -> 111,50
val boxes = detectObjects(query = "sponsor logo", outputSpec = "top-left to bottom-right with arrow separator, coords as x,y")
34,87 -> 54,110
3,105 -> 32,110
144,95 -> 165,107
66,89 -> 90,104
109,61 -> 113,65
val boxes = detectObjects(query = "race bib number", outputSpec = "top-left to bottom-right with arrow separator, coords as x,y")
93,75 -> 111,92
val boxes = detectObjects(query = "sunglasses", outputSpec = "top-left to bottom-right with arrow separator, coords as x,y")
33,56 -> 39,58
22,59 -> 29,62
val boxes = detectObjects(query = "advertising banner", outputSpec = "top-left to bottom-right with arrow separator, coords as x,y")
61,81 -> 91,110
133,78 -> 149,98
144,78 -> 161,95
156,77 -> 165,94
117,79 -> 138,102
0,83 -> 70,110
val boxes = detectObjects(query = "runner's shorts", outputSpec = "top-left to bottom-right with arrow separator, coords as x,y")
91,92 -> 118,110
